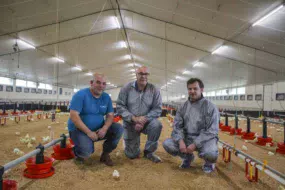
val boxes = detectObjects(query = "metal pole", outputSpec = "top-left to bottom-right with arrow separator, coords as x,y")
247,117 -> 251,133
235,152 -> 285,185
0,165 -> 3,190
221,112 -> 285,126
262,118 -> 267,138
225,114 -> 228,126
3,103 -> 6,114
3,134 -> 69,172
283,122 -> 285,144
235,114 -> 238,130
219,140 -> 285,179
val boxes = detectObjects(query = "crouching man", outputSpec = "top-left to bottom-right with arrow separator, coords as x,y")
163,78 -> 219,173
68,73 -> 123,166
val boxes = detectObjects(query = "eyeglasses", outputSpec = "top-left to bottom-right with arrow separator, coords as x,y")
137,72 -> 150,76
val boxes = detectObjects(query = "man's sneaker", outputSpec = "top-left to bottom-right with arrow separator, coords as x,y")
202,163 -> 215,173
179,154 -> 194,169
144,150 -> 161,163
74,157 -> 94,166
100,152 -> 114,166
74,157 -> 84,165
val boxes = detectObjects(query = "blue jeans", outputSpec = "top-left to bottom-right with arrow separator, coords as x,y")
69,123 -> 123,159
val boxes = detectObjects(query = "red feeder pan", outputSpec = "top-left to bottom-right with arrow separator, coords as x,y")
230,128 -> 243,135
51,144 -> 74,160
3,179 -> 18,190
220,125 -> 231,132
113,116 -> 121,123
276,142 -> 285,154
256,136 -> 274,146
241,132 -> 256,140
69,138 -> 74,146
23,156 -> 55,179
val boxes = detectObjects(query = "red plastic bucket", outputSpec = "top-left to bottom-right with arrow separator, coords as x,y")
3,179 -> 17,190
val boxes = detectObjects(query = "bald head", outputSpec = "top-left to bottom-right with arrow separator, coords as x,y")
136,66 -> 149,88
136,66 -> 149,74
93,73 -> 106,81
90,73 -> 106,97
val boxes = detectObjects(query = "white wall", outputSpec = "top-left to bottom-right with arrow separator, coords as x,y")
105,88 -> 121,101
210,81 -> 285,111
0,83 -> 73,102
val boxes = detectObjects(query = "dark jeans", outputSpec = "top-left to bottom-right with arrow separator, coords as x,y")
69,123 -> 123,158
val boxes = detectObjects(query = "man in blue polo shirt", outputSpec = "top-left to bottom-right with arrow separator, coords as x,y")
68,74 -> 123,166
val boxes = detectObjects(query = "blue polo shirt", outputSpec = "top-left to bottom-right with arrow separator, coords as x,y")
67,88 -> 114,132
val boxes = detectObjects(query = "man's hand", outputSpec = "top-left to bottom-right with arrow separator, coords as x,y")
186,144 -> 196,154
132,116 -> 147,124
137,116 -> 147,125
87,131 -> 98,141
179,139 -> 187,153
97,127 -> 108,139
135,123 -> 144,132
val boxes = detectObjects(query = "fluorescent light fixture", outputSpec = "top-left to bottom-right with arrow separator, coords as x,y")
252,5 -> 284,26
54,57 -> 65,63
167,82 -> 172,85
129,69 -> 136,72
170,80 -> 176,83
124,55 -> 131,60
182,70 -> 191,75
212,45 -> 227,55
182,95 -> 186,98
17,39 -> 36,49
119,41 -> 127,48
130,73 -> 136,76
73,66 -> 82,71
134,63 -> 141,67
107,82 -> 111,85
193,62 -> 203,68
85,72 -> 93,76
114,17 -> 121,29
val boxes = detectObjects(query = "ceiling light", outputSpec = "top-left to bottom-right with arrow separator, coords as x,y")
129,69 -> 136,72
124,55 -> 131,60
211,45 -> 227,55
107,82 -> 111,85
167,82 -> 172,85
114,17 -> 121,29
193,62 -> 203,68
54,57 -> 65,63
134,63 -> 141,67
17,39 -> 36,49
182,70 -> 191,75
85,72 -> 93,76
73,66 -> 82,71
252,4 -> 284,26
119,41 -> 127,48
170,80 -> 176,83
